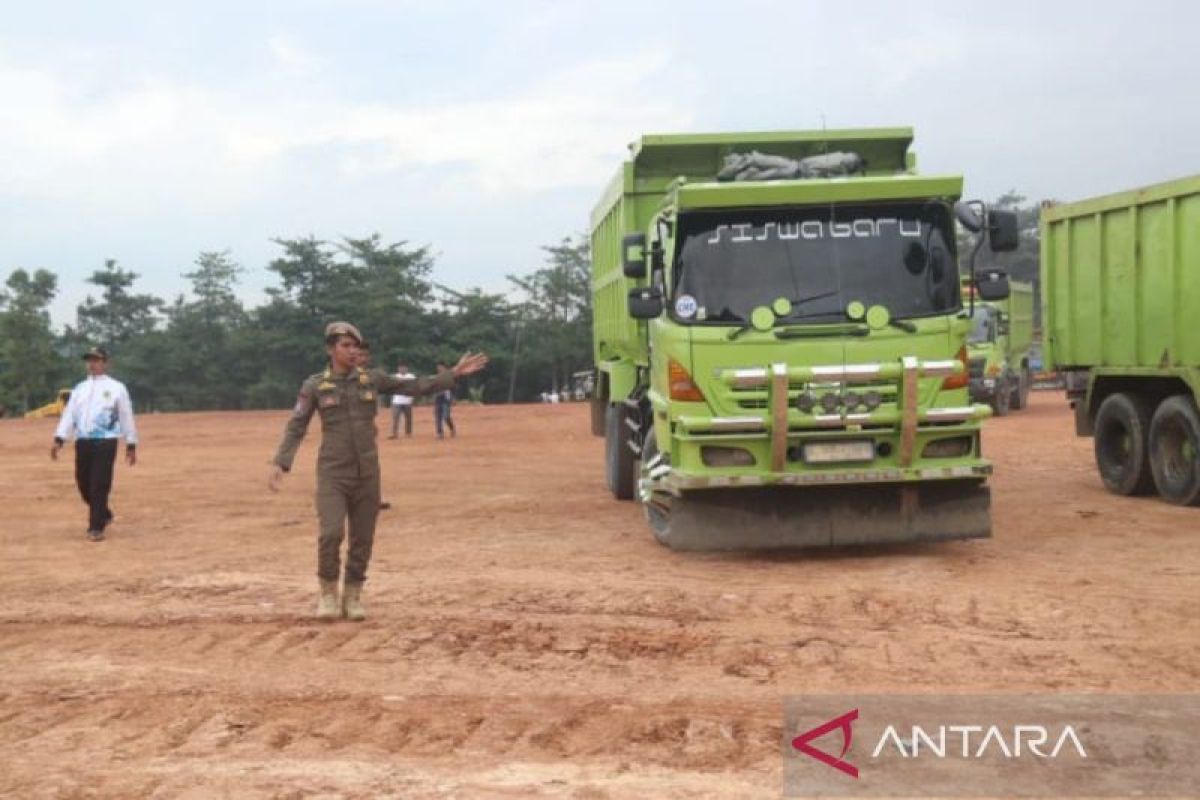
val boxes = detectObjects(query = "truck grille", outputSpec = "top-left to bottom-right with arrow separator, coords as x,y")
968,358 -> 986,379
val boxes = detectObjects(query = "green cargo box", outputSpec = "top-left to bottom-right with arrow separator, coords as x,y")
1041,174 -> 1200,505
1042,175 -> 1200,375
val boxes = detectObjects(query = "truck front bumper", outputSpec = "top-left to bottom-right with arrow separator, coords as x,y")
647,357 -> 993,497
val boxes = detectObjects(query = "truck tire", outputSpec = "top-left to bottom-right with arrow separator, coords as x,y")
605,404 -> 636,500
1093,392 -> 1155,496
590,396 -> 606,437
1148,394 -> 1200,505
992,374 -> 1011,417
1011,367 -> 1029,411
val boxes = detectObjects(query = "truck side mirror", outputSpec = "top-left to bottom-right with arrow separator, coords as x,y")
954,201 -> 984,233
977,269 -> 1011,301
622,233 -> 647,279
987,210 -> 1019,252
628,286 -> 663,319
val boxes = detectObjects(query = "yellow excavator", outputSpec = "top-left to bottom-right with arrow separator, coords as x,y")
24,389 -> 71,419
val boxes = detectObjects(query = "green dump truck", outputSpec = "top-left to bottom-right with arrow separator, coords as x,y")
1042,174 -> 1200,505
589,128 -> 1019,549
964,270 -> 1035,415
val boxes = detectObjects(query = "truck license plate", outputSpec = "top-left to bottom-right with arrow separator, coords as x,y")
803,440 -> 875,464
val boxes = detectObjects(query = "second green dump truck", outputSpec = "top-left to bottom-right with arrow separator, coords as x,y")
964,270 -> 1035,415
590,128 -> 1019,549
1042,174 -> 1200,505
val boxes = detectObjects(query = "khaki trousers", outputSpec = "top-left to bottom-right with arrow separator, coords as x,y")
315,472 -> 381,583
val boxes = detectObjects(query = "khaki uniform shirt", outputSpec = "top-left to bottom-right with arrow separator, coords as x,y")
274,366 -> 454,478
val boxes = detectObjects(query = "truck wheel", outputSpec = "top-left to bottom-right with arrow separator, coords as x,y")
590,396 -> 606,437
605,404 -> 636,500
1148,395 -> 1200,505
1011,368 -> 1029,411
1093,392 -> 1155,496
992,375 -> 1011,417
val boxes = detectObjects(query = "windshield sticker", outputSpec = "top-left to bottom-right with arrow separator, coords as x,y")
674,294 -> 699,318
706,218 -> 922,245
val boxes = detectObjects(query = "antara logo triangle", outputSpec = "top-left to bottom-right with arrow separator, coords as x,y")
791,708 -> 859,779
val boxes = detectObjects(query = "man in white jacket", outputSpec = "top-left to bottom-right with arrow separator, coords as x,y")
50,346 -> 138,542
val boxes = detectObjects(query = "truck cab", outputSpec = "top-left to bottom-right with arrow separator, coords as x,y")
591,129 -> 1019,549
963,269 -> 1035,415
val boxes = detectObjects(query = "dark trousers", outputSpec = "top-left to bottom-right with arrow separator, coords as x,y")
390,404 -> 412,436
435,402 -> 455,437
315,472 -> 381,584
74,439 -> 117,532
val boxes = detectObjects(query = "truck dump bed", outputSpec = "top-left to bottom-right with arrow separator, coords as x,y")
1041,175 -> 1200,371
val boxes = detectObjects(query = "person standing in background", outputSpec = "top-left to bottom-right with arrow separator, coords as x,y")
50,346 -> 139,542
434,362 -> 457,439
389,362 -> 415,439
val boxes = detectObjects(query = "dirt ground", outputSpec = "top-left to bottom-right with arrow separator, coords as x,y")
1,391 -> 1197,798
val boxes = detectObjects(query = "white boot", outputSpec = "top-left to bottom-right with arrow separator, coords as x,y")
342,582 -> 366,621
316,580 -> 340,620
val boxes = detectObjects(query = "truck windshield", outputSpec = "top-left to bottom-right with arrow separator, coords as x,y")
671,201 -> 959,325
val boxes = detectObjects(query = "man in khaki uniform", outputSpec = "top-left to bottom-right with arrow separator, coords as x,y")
269,322 -> 487,620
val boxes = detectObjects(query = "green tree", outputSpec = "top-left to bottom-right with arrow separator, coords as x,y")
429,286 -> 517,403
155,251 -> 250,410
0,269 -> 62,413
337,235 -> 435,363
72,259 -> 163,347
507,235 -> 592,399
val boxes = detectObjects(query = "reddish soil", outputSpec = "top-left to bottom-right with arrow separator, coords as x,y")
1,392 -> 1196,798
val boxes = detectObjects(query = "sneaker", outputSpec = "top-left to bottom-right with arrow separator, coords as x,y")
87,529 -> 105,542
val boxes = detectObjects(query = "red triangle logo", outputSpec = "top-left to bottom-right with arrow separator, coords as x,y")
791,708 -> 859,779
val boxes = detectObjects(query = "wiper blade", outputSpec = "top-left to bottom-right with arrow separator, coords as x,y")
723,291 -> 845,340
888,318 -> 918,333
726,323 -> 754,341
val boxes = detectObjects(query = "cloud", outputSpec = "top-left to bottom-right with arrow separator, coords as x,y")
227,50 -> 691,192
0,44 -> 691,212
266,34 -> 326,75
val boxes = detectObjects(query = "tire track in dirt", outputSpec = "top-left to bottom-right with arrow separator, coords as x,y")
0,687 -> 782,774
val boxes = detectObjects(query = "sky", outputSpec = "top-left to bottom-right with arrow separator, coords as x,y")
2,0 -> 1198,327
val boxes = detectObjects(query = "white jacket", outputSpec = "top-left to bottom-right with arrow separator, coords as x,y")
54,374 -> 139,445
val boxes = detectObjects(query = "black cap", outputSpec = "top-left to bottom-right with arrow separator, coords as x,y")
82,346 -> 109,361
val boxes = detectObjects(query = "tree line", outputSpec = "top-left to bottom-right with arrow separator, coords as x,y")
1,193 -> 1042,416
0,234 -> 592,415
